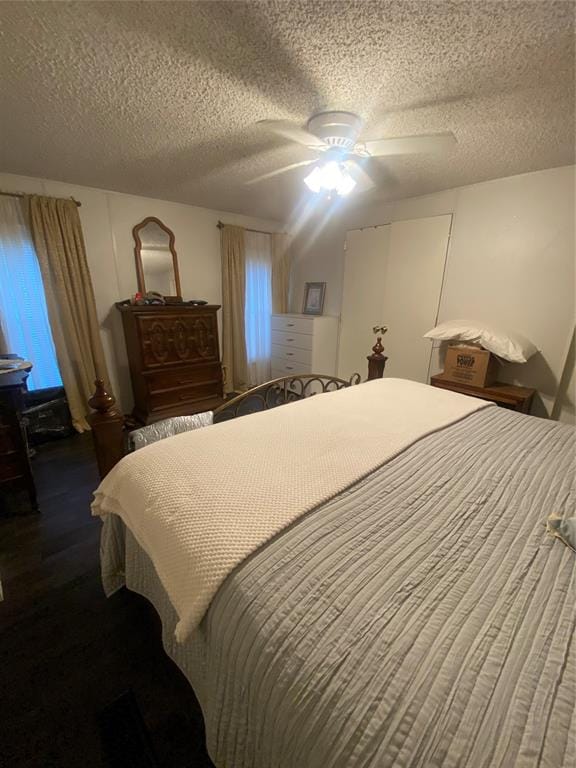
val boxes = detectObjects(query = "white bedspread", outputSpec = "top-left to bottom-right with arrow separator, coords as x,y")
91,378 -> 490,641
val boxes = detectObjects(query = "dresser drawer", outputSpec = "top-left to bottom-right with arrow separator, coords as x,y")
137,312 -> 219,369
149,380 -> 222,410
271,344 -> 312,366
271,315 -> 314,335
0,425 -> 18,453
144,363 -> 222,394
0,452 -> 25,482
271,330 -> 313,351
272,358 -> 312,377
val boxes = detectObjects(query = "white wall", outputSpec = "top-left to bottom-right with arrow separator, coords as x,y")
291,166 -> 575,421
0,172 -> 281,411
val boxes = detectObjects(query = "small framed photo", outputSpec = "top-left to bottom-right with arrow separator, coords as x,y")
302,282 -> 326,315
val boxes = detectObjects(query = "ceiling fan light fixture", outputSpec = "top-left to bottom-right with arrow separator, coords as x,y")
304,161 -> 356,197
335,169 -> 356,196
303,165 -> 323,193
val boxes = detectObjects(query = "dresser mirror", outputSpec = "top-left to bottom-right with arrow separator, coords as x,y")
133,217 -> 182,299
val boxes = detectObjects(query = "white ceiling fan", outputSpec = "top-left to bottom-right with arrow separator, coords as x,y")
247,111 -> 456,196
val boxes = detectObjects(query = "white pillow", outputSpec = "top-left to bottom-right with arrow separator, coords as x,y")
424,320 -> 537,363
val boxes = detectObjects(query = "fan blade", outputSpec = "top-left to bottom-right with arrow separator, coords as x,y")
344,160 -> 376,193
257,120 -> 326,149
363,132 -> 457,157
363,156 -> 399,187
245,160 -> 315,186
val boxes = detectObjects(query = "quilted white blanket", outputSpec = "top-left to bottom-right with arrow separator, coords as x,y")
91,378 -> 490,641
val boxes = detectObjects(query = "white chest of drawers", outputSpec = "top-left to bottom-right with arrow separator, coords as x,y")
271,313 -> 339,378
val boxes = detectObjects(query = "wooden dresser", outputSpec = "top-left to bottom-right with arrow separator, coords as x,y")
0,365 -> 37,514
118,304 -> 224,424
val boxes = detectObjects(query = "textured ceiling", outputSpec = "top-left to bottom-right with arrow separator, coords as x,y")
0,0 -> 574,222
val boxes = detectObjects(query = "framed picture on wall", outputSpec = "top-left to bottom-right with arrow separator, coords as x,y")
302,282 -> 326,315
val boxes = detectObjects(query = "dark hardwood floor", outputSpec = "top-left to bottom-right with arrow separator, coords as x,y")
0,434 -> 213,768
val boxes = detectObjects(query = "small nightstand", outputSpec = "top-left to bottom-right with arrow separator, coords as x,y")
430,375 -> 536,413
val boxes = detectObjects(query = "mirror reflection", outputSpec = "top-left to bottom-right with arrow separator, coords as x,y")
133,218 -> 181,298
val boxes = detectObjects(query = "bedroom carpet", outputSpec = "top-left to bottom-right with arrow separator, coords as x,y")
0,433 -> 214,768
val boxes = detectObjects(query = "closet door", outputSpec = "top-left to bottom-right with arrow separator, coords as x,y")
338,225 -> 390,381
382,215 -> 451,382
338,215 -> 451,383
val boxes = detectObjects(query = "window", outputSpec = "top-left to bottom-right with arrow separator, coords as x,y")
0,197 -> 62,390
244,231 -> 272,386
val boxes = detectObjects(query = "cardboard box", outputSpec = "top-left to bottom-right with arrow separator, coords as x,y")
442,345 -> 498,388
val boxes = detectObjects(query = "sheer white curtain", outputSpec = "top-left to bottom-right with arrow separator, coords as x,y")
244,231 -> 272,386
0,197 -> 61,389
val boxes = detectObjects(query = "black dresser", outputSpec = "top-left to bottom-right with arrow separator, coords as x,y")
0,364 -> 38,515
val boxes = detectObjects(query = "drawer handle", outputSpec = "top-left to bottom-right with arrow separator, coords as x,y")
286,352 -> 294,356
286,338 -> 294,342
286,323 -> 295,327
286,365 -> 294,370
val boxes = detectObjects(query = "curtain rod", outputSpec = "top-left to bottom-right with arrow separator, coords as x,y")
217,220 -> 282,236
0,190 -> 81,207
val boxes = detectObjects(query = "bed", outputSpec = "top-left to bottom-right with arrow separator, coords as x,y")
89,371 -> 575,768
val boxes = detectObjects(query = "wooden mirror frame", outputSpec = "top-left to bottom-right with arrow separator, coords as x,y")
133,216 -> 182,300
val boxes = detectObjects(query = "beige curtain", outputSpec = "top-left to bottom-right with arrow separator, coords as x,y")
28,195 -> 109,432
221,225 -> 249,394
271,232 -> 293,314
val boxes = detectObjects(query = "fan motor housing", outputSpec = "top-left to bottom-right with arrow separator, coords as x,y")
307,111 -> 363,151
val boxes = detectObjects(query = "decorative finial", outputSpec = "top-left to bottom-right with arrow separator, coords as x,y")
366,325 -> 389,380
371,325 -> 388,357
88,379 -> 116,414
